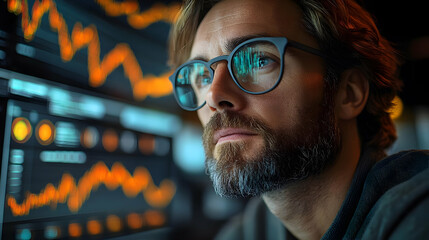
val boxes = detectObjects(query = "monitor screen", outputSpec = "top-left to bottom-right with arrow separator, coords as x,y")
0,1 -> 207,239
0,70 -> 181,240
0,0 -> 181,107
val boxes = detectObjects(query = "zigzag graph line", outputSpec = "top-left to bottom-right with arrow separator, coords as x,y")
6,0 -> 180,100
7,161 -> 176,216
94,0 -> 181,29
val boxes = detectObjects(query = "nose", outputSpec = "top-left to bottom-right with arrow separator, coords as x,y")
205,61 -> 245,112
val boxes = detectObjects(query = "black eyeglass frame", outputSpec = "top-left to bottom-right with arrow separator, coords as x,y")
169,37 -> 337,111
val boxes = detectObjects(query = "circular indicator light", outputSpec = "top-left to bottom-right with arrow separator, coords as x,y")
102,129 -> 118,152
106,215 -> 122,232
11,117 -> 32,143
36,120 -> 55,145
138,135 -> 155,155
127,213 -> 144,230
87,220 -> 102,235
16,228 -> 32,240
81,126 -> 99,149
144,210 -> 165,227
68,223 -> 82,238
154,137 -> 170,156
44,226 -> 61,239
120,131 -> 137,153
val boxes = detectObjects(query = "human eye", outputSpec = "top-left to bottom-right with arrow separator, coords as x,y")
245,50 -> 279,76
187,63 -> 210,89
253,53 -> 277,69
233,43 -> 280,77
195,74 -> 212,88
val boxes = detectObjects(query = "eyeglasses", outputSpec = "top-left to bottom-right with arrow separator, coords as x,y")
169,37 -> 334,111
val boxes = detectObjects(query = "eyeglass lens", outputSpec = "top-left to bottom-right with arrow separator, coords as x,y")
175,40 -> 282,109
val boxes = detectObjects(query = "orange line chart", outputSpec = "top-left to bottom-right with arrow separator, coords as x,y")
6,0 -> 175,100
7,161 -> 176,216
94,0 -> 181,29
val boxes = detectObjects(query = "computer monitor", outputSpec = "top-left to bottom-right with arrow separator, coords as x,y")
0,70 -> 181,239
0,0 -> 193,239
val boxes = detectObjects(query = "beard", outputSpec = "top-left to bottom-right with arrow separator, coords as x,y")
203,92 -> 341,198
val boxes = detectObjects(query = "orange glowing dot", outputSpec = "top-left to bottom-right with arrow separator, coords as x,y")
106,214 -> 122,232
39,124 -> 51,141
127,212 -> 144,229
138,135 -> 155,155
12,117 -> 32,143
68,223 -> 82,238
36,120 -> 55,145
102,129 -> 118,152
87,220 -> 102,235
144,210 -> 165,227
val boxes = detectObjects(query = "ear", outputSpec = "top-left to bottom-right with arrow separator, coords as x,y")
335,68 -> 369,120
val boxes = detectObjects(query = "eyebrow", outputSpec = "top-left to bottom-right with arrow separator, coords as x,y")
190,33 -> 269,62
224,34 -> 268,52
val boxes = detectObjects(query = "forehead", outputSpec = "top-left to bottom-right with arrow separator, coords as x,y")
190,0 -> 316,59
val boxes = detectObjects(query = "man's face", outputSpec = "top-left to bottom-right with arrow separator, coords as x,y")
191,0 -> 340,197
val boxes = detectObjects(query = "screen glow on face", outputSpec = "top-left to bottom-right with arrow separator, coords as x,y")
171,36 -> 334,111
232,42 -> 281,92
174,40 -> 282,109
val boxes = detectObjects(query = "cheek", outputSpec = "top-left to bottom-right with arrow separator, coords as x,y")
281,52 -> 326,106
251,74 -> 325,131
303,72 -> 325,98
197,107 -> 211,127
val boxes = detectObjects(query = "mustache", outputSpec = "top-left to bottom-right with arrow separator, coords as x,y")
202,111 -> 271,146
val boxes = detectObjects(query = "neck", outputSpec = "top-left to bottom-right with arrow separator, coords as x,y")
262,120 -> 361,240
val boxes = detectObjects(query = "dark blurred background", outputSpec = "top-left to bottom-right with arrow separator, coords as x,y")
0,0 -> 427,239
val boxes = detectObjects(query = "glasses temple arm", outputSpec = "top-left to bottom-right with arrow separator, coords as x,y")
287,40 -> 349,68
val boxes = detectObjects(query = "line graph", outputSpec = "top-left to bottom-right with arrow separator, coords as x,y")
94,0 -> 181,29
7,161 -> 176,216
6,0 -> 177,100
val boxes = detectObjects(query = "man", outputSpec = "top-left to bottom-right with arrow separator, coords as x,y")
168,0 -> 429,239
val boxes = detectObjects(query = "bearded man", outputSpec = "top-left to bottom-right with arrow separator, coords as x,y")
168,0 -> 429,239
